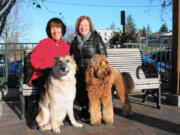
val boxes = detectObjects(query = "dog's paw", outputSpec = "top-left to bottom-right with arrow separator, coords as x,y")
122,108 -> 133,116
39,127 -> 45,132
61,122 -> 64,126
91,121 -> 101,126
72,122 -> 83,128
122,104 -> 132,116
52,127 -> 61,134
123,110 -> 133,117
104,119 -> 113,125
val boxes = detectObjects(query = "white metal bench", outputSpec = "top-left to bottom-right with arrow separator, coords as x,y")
107,48 -> 161,109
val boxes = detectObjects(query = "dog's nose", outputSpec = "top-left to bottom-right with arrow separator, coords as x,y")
61,65 -> 66,71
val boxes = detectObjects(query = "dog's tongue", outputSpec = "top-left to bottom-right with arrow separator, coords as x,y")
62,71 -> 68,75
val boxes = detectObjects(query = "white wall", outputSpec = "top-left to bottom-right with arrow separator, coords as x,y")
96,29 -> 121,44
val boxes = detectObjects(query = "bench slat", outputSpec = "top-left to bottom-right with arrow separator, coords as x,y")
107,48 -> 161,93
135,84 -> 160,90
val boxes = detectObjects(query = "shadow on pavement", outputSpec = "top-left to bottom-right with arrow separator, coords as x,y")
114,106 -> 180,135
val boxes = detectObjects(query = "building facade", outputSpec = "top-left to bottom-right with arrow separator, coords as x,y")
96,29 -> 121,45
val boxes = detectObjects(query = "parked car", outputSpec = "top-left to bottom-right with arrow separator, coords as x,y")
0,56 -> 22,75
0,54 -> 22,87
142,50 -> 171,72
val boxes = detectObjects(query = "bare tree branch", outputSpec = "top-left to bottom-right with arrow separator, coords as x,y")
0,0 -> 17,36
0,0 -> 9,11
1,0 -> 31,43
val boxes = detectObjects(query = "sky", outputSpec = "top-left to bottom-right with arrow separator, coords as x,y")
17,0 -> 172,42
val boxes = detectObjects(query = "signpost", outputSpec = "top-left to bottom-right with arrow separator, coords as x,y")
121,11 -> 125,47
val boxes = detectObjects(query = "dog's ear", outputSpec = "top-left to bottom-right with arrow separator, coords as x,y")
86,60 -> 95,82
71,55 -> 75,59
70,55 -> 76,63
104,67 -> 112,77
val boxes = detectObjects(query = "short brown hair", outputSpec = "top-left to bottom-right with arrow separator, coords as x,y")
46,18 -> 66,38
75,16 -> 94,34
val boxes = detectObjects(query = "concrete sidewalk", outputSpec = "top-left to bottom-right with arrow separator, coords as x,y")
0,94 -> 180,135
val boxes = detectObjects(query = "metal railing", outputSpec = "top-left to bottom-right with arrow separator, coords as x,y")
0,43 -> 37,89
0,42 -> 172,90
122,43 -> 172,83
123,43 -> 171,68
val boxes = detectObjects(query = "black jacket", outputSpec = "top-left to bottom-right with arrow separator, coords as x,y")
71,32 -> 107,71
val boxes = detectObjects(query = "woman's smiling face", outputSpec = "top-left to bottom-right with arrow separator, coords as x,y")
78,19 -> 90,37
50,22 -> 62,42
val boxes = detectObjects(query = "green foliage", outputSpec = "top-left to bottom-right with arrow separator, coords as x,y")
146,25 -> 152,35
125,15 -> 135,34
141,27 -> 146,37
141,25 -> 151,38
159,23 -> 168,32
109,15 -> 139,48
109,31 -> 122,46
124,15 -> 138,43
123,31 -> 138,43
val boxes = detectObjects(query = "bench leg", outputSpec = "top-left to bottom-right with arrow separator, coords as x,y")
19,93 -> 25,120
143,89 -> 161,109
142,90 -> 150,102
0,99 -> 2,118
143,90 -> 157,102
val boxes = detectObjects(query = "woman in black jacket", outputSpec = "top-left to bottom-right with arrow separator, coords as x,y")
71,16 -> 107,121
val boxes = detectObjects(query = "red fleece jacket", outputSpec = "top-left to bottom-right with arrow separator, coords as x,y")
29,38 -> 70,86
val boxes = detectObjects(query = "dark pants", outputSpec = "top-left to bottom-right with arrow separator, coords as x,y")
31,75 -> 47,101
29,74 -> 48,125
74,69 -> 90,121
75,70 -> 89,108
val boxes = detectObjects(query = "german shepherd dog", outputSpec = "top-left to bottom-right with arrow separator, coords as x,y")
36,56 -> 83,134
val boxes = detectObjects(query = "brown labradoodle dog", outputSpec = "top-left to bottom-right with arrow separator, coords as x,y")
85,55 -> 134,126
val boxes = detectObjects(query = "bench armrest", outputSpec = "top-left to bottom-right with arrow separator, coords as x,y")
144,63 -> 161,80
136,65 -> 145,79
136,63 -> 161,80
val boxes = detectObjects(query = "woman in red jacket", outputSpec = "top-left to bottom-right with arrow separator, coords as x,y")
29,18 -> 70,129
29,18 -> 70,87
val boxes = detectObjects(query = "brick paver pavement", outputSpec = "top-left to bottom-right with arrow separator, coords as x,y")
0,95 -> 180,135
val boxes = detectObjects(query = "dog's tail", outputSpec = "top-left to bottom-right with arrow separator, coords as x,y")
121,72 -> 135,93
